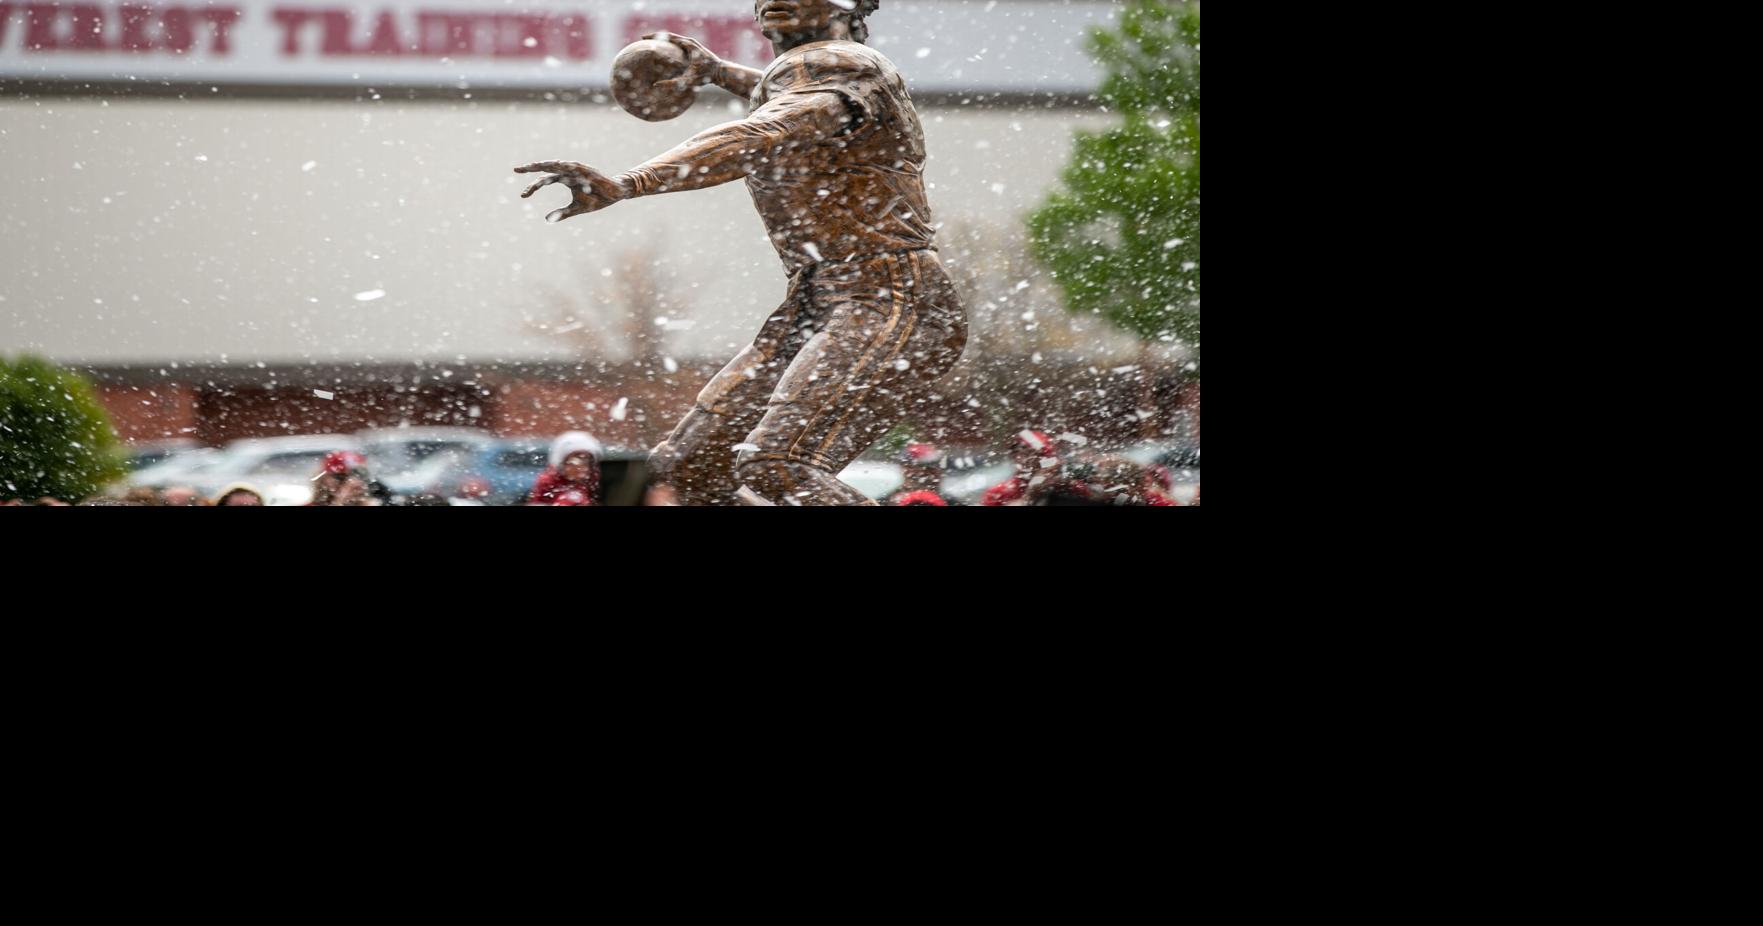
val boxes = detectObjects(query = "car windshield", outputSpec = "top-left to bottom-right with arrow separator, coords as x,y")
368,440 -> 482,477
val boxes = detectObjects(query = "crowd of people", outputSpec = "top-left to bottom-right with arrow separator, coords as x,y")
6,428 -> 1195,507
888,431 -> 1195,507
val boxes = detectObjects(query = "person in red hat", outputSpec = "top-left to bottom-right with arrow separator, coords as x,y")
527,432 -> 603,506
982,430 -> 1060,507
308,451 -> 377,506
1142,464 -> 1180,507
888,441 -> 954,506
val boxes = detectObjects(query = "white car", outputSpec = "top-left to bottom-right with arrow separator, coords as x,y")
192,435 -> 366,505
127,447 -> 224,489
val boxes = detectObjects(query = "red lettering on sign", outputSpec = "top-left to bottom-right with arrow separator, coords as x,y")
5,4 -> 600,60
159,6 -> 192,53
699,18 -> 746,63
271,6 -> 353,56
118,4 -> 153,51
364,8 -> 402,55
25,4 -> 60,50
65,4 -> 104,50
416,11 -> 473,56
494,13 -> 545,58
200,8 -> 240,55
556,13 -> 590,60
320,9 -> 351,54
272,8 -> 317,55
623,14 -> 767,63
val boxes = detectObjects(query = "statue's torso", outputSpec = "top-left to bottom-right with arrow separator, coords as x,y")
747,41 -> 937,275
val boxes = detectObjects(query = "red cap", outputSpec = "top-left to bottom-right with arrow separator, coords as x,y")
321,451 -> 366,475
1016,430 -> 1057,457
904,442 -> 943,464
894,491 -> 948,507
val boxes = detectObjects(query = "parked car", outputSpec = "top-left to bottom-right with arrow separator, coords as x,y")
126,447 -> 224,489
124,439 -> 202,472
190,435 -> 365,505
357,427 -> 497,484
471,440 -> 552,504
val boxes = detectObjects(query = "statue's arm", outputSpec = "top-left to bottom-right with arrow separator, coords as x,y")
616,93 -> 853,198
710,61 -> 764,100
513,93 -> 851,222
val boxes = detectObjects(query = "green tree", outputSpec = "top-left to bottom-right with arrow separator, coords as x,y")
0,355 -> 127,501
1029,0 -> 1200,352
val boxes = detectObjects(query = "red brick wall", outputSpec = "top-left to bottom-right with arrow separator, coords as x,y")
86,361 -> 1198,453
488,367 -> 709,449
195,384 -> 490,445
99,384 -> 199,443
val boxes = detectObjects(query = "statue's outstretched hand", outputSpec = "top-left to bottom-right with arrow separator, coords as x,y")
514,161 -> 632,223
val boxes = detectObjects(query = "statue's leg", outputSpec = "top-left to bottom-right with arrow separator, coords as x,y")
649,277 -> 816,506
648,403 -> 760,506
736,252 -> 967,506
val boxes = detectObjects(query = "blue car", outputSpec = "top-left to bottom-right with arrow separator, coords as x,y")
465,440 -> 553,505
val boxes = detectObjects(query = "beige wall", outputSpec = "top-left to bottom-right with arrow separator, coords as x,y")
1,93 -> 1113,365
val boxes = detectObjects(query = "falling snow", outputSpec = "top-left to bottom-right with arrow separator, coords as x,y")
2,0 -> 1199,508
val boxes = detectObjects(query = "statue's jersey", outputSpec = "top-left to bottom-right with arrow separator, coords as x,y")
746,41 -> 937,275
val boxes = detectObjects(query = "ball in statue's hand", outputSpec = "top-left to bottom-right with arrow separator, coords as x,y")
611,40 -> 697,122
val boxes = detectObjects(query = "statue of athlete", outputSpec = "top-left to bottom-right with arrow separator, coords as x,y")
515,0 -> 966,505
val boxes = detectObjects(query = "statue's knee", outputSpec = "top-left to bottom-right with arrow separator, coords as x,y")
734,450 -> 788,495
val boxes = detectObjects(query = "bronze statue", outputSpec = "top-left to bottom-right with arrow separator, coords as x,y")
515,0 -> 967,505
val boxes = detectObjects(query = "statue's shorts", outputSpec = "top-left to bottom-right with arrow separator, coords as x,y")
649,248 -> 968,505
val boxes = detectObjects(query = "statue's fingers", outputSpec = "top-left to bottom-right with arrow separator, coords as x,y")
515,161 -> 573,174
522,175 -> 563,198
546,203 -> 592,223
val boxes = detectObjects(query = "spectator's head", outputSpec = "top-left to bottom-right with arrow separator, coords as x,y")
1087,457 -> 1156,506
903,442 -> 943,466
311,451 -> 373,506
901,442 -> 944,491
549,431 -> 604,484
1011,430 -> 1058,476
161,486 -> 203,507
125,487 -> 164,507
215,483 -> 265,507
